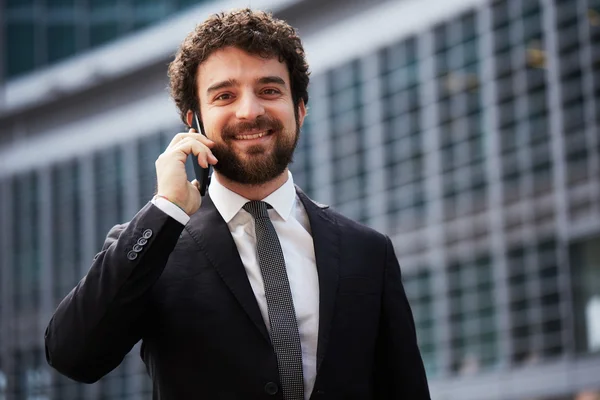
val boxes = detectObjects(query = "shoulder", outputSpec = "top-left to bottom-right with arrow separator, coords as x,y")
326,207 -> 388,243
295,186 -> 388,244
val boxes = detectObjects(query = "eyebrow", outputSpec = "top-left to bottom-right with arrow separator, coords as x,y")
205,76 -> 287,96
257,76 -> 286,86
206,79 -> 237,96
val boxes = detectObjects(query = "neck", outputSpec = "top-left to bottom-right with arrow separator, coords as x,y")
214,169 -> 290,201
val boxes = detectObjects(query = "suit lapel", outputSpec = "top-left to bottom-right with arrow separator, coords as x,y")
183,188 -> 341,367
184,194 -> 270,343
296,188 -> 340,371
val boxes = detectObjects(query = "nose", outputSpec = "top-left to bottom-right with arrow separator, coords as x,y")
235,92 -> 265,120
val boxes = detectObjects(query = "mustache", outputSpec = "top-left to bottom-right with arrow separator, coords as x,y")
221,116 -> 284,139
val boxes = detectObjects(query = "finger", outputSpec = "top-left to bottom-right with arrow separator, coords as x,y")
161,137 -> 203,160
191,179 -> 200,190
174,136 -> 215,156
170,137 -> 216,160
200,152 -> 218,168
170,131 -> 215,148
166,131 -> 215,150
171,138 -> 218,167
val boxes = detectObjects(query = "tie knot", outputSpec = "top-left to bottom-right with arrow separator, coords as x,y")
243,201 -> 270,219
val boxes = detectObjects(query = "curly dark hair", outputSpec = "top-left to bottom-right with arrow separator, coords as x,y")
168,8 -> 310,126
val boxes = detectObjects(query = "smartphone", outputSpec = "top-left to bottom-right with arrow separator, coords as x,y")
190,112 -> 211,196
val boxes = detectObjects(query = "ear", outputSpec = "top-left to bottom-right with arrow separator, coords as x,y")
296,99 -> 307,128
185,110 -> 194,128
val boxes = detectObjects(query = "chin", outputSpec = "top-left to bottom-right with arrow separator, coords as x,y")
240,147 -> 271,159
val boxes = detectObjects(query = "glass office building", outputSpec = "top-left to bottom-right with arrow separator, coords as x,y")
1,0 -> 599,398
2,0 -> 212,79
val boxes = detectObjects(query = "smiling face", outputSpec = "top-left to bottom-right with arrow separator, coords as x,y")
190,46 -> 306,185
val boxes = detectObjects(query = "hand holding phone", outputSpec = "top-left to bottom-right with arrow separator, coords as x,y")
155,113 -> 216,215
190,112 -> 211,196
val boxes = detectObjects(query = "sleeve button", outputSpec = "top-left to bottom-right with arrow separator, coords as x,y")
132,244 -> 144,252
127,251 -> 138,261
142,229 -> 153,239
137,238 -> 148,246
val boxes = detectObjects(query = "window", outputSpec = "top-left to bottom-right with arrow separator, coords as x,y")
90,22 -> 120,47
0,368 -> 6,397
6,21 -> 36,77
94,146 -> 124,250
4,0 -> 209,78
380,37 -> 426,233
448,255 -> 498,374
44,0 -> 75,7
289,112 -> 314,197
492,0 -> 510,29
523,11 -> 543,41
51,160 -> 82,302
555,0 -> 579,28
404,269 -> 438,376
97,364 -> 128,400
132,0 -> 171,29
6,0 -> 34,6
13,348 -> 51,398
11,172 -> 40,313
509,239 -> 565,364
137,133 -> 163,209
327,60 -> 366,222
47,23 -> 78,63
570,236 -> 600,354
89,0 -> 119,8
176,0 -> 208,8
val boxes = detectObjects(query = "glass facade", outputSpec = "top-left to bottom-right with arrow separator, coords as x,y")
327,60 -> 367,223
2,0 -> 214,79
381,37 -> 426,234
1,0 -> 600,398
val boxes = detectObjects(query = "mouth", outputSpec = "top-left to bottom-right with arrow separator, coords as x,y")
232,130 -> 273,141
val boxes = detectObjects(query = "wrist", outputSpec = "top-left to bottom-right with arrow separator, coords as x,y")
154,194 -> 188,215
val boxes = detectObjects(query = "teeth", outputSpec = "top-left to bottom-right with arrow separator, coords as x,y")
235,131 -> 268,140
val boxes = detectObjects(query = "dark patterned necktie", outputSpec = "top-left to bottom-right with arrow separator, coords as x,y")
243,201 -> 304,400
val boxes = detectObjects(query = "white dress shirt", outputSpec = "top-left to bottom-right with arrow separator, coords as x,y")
151,171 -> 319,399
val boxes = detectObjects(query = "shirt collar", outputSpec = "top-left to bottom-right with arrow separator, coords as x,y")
208,170 -> 296,223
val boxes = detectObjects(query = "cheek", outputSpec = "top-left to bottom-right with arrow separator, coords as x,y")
202,113 -> 227,140
270,104 -> 296,126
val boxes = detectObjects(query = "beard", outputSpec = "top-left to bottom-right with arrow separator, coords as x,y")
210,113 -> 300,185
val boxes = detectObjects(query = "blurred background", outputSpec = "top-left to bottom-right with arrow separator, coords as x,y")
0,0 -> 599,398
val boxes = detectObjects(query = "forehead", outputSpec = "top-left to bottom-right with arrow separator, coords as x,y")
197,47 -> 290,91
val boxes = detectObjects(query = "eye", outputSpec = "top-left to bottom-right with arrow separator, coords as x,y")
262,88 -> 281,96
214,93 -> 233,101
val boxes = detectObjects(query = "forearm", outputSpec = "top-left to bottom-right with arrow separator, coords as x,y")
45,202 -> 184,382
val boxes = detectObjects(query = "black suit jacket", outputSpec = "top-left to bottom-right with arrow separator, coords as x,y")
45,188 -> 430,399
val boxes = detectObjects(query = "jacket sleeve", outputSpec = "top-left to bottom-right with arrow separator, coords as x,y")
374,236 -> 431,399
44,202 -> 185,383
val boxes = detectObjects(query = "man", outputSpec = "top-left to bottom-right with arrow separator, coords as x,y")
45,9 -> 430,400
